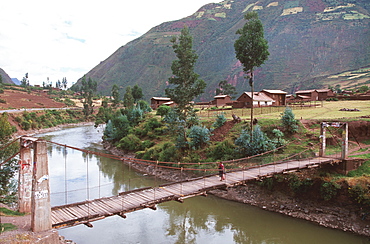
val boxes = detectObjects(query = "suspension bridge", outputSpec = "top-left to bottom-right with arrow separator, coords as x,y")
1,122 -> 351,232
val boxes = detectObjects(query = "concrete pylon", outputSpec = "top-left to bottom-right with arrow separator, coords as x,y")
319,123 -> 326,157
18,137 -> 34,213
31,139 -> 52,232
319,122 -> 348,159
341,122 -> 348,160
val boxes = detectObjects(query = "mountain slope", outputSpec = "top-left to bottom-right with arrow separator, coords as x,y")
0,68 -> 14,84
76,0 -> 370,101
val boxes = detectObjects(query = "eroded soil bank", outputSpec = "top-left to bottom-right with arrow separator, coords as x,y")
105,143 -> 370,238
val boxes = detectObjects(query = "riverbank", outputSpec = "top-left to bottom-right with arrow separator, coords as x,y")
13,121 -> 95,138
105,143 -> 370,238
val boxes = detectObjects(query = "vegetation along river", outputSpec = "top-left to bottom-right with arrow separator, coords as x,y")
36,125 -> 370,244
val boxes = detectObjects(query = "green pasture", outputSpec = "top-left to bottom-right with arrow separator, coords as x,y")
196,100 -> 369,121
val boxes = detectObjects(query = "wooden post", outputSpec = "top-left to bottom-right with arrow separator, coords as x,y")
31,139 -> 52,232
319,123 -> 326,157
342,123 -> 348,159
18,137 -> 34,213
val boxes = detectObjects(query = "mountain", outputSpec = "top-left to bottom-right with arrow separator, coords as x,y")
0,68 -> 15,84
75,0 -> 370,101
11,78 -> 21,85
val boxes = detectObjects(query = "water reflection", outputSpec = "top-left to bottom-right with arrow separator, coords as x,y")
36,125 -> 370,244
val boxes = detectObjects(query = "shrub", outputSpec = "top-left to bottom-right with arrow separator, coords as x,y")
213,113 -> 226,129
348,178 -> 370,209
158,142 -> 179,162
103,115 -> 131,142
207,140 -> 235,161
0,99 -> 6,103
137,100 -> 152,113
320,181 -> 341,201
235,125 -> 275,157
271,129 -> 286,147
117,134 -> 142,151
187,125 -> 211,150
21,120 -> 31,130
156,105 -> 171,118
281,107 -> 298,134
288,175 -> 313,194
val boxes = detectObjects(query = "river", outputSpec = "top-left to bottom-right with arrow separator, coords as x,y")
36,125 -> 370,244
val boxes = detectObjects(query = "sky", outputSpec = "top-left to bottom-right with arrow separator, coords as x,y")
0,0 -> 219,86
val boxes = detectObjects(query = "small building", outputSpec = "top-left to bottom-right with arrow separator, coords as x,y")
295,89 -> 334,101
234,92 -> 275,108
150,97 -> 171,110
316,89 -> 335,100
295,90 -> 319,101
295,95 -> 312,102
213,95 -> 232,107
261,89 -> 287,106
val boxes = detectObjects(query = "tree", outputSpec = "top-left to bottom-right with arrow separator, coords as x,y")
62,77 -> 68,89
123,86 -> 134,109
281,107 -> 298,134
165,25 -> 206,122
111,84 -> 120,107
216,80 -> 237,98
188,125 -> 211,150
132,84 -> 143,102
81,76 -> 97,117
156,104 -> 171,118
234,11 -> 269,135
0,113 -> 18,204
235,125 -> 275,157
21,73 -> 29,86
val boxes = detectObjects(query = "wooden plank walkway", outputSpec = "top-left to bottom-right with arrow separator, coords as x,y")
51,157 -> 340,229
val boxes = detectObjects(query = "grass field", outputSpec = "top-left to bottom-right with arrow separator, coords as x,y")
199,100 -> 370,121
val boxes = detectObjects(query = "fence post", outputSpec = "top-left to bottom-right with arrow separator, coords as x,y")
31,139 -> 52,232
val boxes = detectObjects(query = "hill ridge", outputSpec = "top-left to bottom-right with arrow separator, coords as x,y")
75,0 -> 370,101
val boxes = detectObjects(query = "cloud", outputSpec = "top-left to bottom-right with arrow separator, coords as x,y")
0,0 -> 218,86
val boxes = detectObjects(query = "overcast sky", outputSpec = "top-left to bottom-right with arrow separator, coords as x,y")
0,0 -> 218,86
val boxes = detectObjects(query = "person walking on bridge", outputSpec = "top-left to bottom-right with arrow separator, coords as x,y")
218,162 -> 225,181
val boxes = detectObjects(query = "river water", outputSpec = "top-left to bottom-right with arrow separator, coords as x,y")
37,125 -> 370,244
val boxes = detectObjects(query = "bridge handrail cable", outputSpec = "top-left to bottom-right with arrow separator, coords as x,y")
45,139 -> 320,173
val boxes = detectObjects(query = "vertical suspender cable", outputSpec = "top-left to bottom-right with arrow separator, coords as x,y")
64,144 -> 67,205
87,153 -> 90,218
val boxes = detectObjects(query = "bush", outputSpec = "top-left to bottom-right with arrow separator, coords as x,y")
187,125 -> 211,150
103,115 -> 131,142
281,107 -> 298,134
320,181 -> 341,201
235,125 -> 275,157
213,113 -> 226,129
156,105 -> 171,117
207,140 -> 235,161
288,175 -> 313,194
158,142 -> 179,162
271,129 -> 286,147
21,120 -> 31,130
117,134 -> 142,151
348,184 -> 370,210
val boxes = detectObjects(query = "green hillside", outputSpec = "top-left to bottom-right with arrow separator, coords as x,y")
73,0 -> 370,101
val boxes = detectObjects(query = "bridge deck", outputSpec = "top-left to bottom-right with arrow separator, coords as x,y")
51,157 -> 339,229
